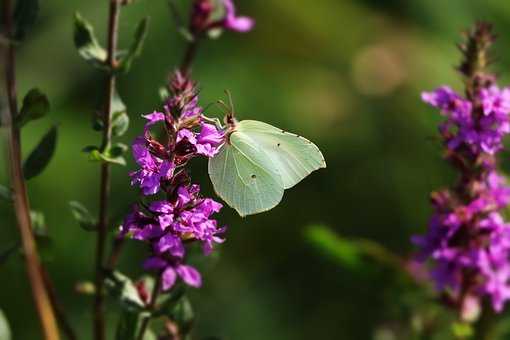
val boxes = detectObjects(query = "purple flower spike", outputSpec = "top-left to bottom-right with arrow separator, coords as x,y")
122,71 -> 228,296
413,22 -> 510,317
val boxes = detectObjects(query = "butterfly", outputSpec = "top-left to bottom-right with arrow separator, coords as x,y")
207,97 -> 326,217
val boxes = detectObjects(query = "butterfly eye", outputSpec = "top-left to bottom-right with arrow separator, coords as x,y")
251,174 -> 256,179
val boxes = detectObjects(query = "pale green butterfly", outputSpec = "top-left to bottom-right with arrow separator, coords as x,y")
208,102 -> 326,217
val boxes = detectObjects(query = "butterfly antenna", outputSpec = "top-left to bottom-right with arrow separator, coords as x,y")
216,100 -> 230,113
202,102 -> 215,115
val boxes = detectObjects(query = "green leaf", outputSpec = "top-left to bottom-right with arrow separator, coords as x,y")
105,271 -> 145,312
15,88 -> 50,128
13,0 -> 39,41
167,296 -> 194,336
30,211 -> 54,263
115,310 -> 155,340
153,284 -> 186,317
306,225 -> 362,270
112,91 -> 127,114
451,322 -> 473,338
0,309 -> 11,340
30,210 -> 47,236
0,185 -> 12,202
112,111 -> 129,137
305,225 -> 404,274
23,126 -> 58,180
73,12 -> 107,69
83,143 -> 127,166
117,17 -> 150,74
69,201 -> 97,231
159,87 -> 170,102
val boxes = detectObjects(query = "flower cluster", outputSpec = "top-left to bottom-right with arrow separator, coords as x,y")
422,85 -> 510,155
413,23 -> 510,319
122,71 -> 226,291
190,0 -> 255,34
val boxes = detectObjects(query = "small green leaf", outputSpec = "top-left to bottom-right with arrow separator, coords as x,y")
23,126 -> 58,180
69,201 -> 97,231
74,12 -> 107,69
13,0 -> 39,41
451,322 -> 473,338
105,271 -> 145,312
112,112 -> 129,137
30,212 -> 53,263
83,143 -> 127,166
112,91 -> 127,114
306,225 -> 362,270
168,296 -> 194,336
15,88 -> 50,128
117,17 -> 150,74
0,309 -> 11,340
207,28 -> 223,40
30,210 -> 47,236
0,185 -> 12,202
153,284 -> 186,317
159,87 -> 170,102
115,310 -> 155,340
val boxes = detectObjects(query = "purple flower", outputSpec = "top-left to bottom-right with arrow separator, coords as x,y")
176,124 -> 224,158
129,136 -> 175,195
422,85 -> 510,154
143,256 -> 202,291
221,0 -> 255,33
189,0 -> 254,34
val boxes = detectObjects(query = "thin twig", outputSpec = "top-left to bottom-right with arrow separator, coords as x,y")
136,274 -> 162,340
41,268 -> 78,340
93,1 -> 122,339
180,39 -> 199,75
2,1 -> 60,339
105,236 -> 125,270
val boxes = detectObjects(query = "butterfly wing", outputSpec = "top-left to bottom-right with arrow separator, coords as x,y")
237,120 -> 326,189
208,130 -> 284,217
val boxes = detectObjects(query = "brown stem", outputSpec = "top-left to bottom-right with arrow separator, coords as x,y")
2,1 -> 60,339
136,274 -> 162,340
105,236 -> 125,270
180,39 -> 199,75
93,1 -> 121,339
41,268 -> 78,340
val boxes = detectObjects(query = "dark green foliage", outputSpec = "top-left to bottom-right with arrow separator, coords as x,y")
15,88 -> 50,128
23,126 -> 58,180
73,12 -> 107,69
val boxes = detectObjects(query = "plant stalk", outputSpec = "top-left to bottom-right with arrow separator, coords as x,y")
93,1 -> 121,339
2,0 -> 60,339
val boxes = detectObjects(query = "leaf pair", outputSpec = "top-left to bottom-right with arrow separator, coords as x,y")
73,13 -> 149,74
209,120 -> 326,217
83,143 -> 129,166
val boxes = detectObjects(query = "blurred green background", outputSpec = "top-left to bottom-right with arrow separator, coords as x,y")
5,0 -> 510,339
